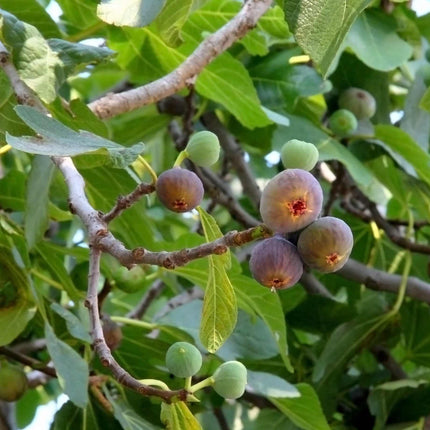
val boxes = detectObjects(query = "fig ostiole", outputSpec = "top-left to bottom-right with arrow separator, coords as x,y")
249,236 -> 303,291
297,216 -> 353,273
338,87 -> 376,120
156,167 -> 204,213
259,169 -> 323,233
280,139 -> 319,171
165,342 -> 202,378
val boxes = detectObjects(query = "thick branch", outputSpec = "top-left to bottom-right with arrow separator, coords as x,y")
88,0 -> 273,119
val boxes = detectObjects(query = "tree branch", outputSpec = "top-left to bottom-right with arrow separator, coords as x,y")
88,0 -> 273,119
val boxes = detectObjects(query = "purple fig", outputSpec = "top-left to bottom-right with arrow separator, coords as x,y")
260,169 -> 323,233
156,167 -> 204,213
297,216 -> 353,273
249,236 -> 303,290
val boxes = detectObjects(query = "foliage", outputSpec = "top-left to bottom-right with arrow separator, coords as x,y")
0,0 -> 430,429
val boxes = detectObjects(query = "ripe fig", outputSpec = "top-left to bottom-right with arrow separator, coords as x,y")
328,109 -> 358,137
260,169 -> 323,233
338,87 -> 376,120
297,216 -> 353,273
213,361 -> 247,399
165,342 -> 202,378
102,315 -> 123,351
156,167 -> 204,213
185,131 -> 220,167
0,364 -> 28,402
249,236 -> 303,290
280,139 -> 319,172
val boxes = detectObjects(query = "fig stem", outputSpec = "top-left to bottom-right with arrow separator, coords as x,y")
184,376 -> 192,391
390,251 -> 412,315
30,269 -> 65,290
189,376 -> 215,394
173,150 -> 188,167
139,379 -> 170,391
110,316 -> 157,330
138,155 -> 158,184
0,144 -> 11,155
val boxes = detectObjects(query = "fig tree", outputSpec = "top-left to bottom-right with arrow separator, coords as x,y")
213,361 -> 247,399
297,216 -> 353,273
249,236 -> 303,290
280,139 -> 319,171
260,169 -> 323,233
338,87 -> 376,119
156,167 -> 204,213
165,342 -> 202,378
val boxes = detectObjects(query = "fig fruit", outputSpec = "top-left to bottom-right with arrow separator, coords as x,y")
260,169 -> 323,233
328,109 -> 358,137
338,87 -> 376,120
213,361 -> 247,399
185,131 -> 220,167
249,236 -> 303,290
165,342 -> 202,378
156,167 -> 204,213
0,364 -> 28,402
297,216 -> 353,273
280,139 -> 319,172
112,265 -> 146,293
102,315 -> 123,351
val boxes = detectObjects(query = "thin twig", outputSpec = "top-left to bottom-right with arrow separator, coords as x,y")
126,279 -> 166,320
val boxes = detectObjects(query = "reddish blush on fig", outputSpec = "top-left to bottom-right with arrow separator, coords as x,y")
249,236 -> 303,291
259,169 -> 323,233
156,167 -> 204,213
297,216 -> 353,273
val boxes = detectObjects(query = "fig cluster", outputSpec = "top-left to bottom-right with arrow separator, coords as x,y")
251,163 -> 353,290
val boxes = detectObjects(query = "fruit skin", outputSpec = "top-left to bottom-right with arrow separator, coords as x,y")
297,216 -> 353,273
249,236 -> 303,290
338,87 -> 376,120
0,364 -> 28,402
260,169 -> 323,233
280,139 -> 319,171
112,265 -> 146,293
328,109 -> 358,137
213,361 -> 247,399
102,315 -> 123,351
185,131 -> 220,167
165,342 -> 202,378
156,167 -> 204,213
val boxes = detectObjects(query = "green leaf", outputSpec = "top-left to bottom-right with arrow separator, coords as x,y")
104,386 -> 162,429
420,87 -> 430,112
0,0 -> 61,39
155,0 -> 193,46
55,0 -> 99,32
270,384 -> 330,430
346,10 -> 413,72
160,402 -> 202,430
375,124 -> 430,188
284,0 -> 371,76
47,38 -> 115,77
247,371 -> 300,398
51,401 -> 99,430
51,302 -> 92,344
24,155 -> 55,249
0,10 -> 63,103
7,106 -> 144,168
45,322 -> 89,408
97,0 -> 167,27
0,246 -> 36,346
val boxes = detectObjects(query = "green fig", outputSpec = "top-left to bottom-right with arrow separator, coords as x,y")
280,139 -> 319,171
165,342 -> 202,378
328,109 -> 358,137
213,361 -> 247,399
0,364 -> 28,402
185,131 -> 221,167
338,87 -> 376,120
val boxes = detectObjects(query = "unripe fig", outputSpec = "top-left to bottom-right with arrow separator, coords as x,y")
260,169 -> 323,233
185,131 -> 220,167
297,216 -> 353,273
328,109 -> 358,137
249,236 -> 303,290
0,364 -> 28,402
280,139 -> 319,171
338,87 -> 376,119
165,342 -> 202,378
112,265 -> 146,293
213,361 -> 247,399
156,167 -> 204,213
